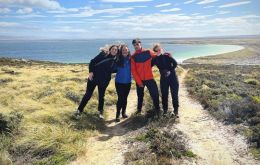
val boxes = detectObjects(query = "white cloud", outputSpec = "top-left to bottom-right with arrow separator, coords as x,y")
219,1 -> 251,8
155,3 -> 171,8
161,8 -> 181,12
101,15 -> 120,18
0,8 -> 11,14
55,7 -> 134,17
101,0 -> 152,2
217,11 -> 231,15
52,26 -> 87,33
184,0 -> 196,4
0,0 -> 62,10
99,13 -> 260,38
0,22 -> 19,27
133,5 -> 148,8
16,7 -> 33,14
197,0 -> 218,5
13,14 -> 46,18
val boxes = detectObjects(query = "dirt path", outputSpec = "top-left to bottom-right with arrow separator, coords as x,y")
71,89 -> 137,165
71,70 -> 259,165
175,69 -> 259,165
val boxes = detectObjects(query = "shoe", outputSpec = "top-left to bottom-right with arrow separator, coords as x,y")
174,112 -> 179,118
115,118 -> 120,122
163,111 -> 168,116
156,110 -> 161,119
122,114 -> 128,118
170,112 -> 175,118
135,110 -> 141,115
99,112 -> 104,119
74,109 -> 82,118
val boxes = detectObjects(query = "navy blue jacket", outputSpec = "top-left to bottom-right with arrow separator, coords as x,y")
89,51 -> 116,85
152,54 -> 178,78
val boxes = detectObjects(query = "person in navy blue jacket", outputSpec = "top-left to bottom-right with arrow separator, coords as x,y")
115,44 -> 132,122
75,45 -> 118,119
152,44 -> 179,117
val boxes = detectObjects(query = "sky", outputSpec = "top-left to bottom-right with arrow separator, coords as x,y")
0,0 -> 259,39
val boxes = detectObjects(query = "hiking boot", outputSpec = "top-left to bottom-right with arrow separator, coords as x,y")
98,112 -> 104,119
135,109 -> 141,115
154,110 -> 161,120
122,114 -> 128,118
74,109 -> 82,119
115,118 -> 120,122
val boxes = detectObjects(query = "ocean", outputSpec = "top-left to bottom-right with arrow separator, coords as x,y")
0,39 -> 243,63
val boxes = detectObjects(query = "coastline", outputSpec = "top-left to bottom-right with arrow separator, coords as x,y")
0,38 -> 251,64
171,38 -> 260,65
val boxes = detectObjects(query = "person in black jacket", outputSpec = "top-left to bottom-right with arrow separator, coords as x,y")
152,44 -> 179,117
75,45 -> 118,119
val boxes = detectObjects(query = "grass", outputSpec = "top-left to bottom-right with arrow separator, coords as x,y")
0,57 -> 186,164
182,64 -> 260,155
0,58 -> 116,164
184,48 -> 256,64
124,66 -> 195,164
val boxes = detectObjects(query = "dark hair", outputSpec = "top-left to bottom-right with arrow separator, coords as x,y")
116,44 -> 130,67
132,38 -> 141,45
109,45 -> 118,52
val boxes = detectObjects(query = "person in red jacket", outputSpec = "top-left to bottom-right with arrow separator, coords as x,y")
131,38 -> 160,117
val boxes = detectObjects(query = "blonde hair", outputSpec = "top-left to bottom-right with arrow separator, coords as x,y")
152,43 -> 161,52
99,44 -> 110,54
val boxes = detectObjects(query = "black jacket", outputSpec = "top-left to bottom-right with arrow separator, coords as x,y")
89,51 -> 116,85
152,53 -> 178,78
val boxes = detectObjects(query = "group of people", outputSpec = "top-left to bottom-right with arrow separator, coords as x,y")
75,39 -> 179,122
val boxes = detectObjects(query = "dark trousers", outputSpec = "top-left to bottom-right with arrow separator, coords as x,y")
78,79 -> 109,114
136,79 -> 160,112
115,83 -> 131,118
160,73 -> 179,114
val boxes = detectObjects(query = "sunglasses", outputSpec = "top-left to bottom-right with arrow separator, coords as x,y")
154,49 -> 161,53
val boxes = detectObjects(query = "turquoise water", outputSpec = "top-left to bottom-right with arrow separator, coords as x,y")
0,39 -> 243,63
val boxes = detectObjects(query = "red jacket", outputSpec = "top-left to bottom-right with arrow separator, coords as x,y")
131,49 -> 156,86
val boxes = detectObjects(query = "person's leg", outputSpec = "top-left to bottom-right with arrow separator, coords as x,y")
77,80 -> 97,113
145,79 -> 160,114
115,83 -> 124,120
122,83 -> 131,118
160,78 -> 170,114
169,75 -> 179,116
97,83 -> 109,115
136,83 -> 144,113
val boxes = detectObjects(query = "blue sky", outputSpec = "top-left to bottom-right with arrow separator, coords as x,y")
0,0 -> 259,39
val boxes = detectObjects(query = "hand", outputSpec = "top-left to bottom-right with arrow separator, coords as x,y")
164,52 -> 172,56
88,72 -> 94,81
165,71 -> 171,77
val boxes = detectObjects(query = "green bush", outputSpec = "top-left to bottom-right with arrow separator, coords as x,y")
184,64 -> 260,149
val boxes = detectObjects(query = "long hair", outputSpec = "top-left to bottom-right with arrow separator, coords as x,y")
116,44 -> 131,67
99,44 -> 119,56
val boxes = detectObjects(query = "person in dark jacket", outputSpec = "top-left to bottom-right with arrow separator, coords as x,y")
131,38 -> 160,118
152,44 -> 179,117
75,45 -> 118,119
114,44 -> 132,122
